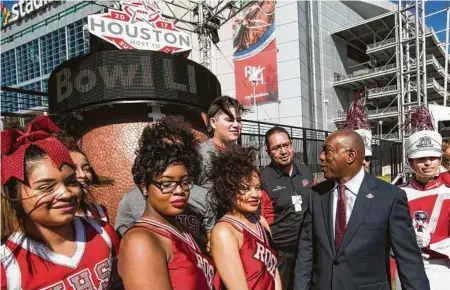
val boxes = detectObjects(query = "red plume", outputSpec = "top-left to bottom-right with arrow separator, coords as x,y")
404,105 -> 435,133
341,90 -> 371,131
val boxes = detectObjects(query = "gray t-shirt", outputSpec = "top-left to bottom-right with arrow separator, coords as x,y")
197,139 -> 220,185
115,185 -> 216,251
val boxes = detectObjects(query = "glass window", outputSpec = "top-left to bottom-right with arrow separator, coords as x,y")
67,19 -> 89,59
1,49 -> 17,86
21,81 -> 45,110
16,39 -> 40,83
40,27 -> 67,75
0,91 -> 19,113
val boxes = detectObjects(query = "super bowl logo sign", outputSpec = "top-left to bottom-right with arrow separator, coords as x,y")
233,1 -> 279,106
88,0 -> 192,53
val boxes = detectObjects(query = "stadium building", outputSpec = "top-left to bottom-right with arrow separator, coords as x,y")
1,0 -> 449,140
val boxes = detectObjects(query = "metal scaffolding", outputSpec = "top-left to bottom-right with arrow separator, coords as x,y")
156,0 -> 252,69
393,0 -> 450,184
396,0 -> 427,182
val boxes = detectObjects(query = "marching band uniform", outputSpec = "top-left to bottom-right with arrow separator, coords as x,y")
215,215 -> 278,290
395,110 -> 450,290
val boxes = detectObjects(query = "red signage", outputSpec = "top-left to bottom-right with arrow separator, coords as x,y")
233,1 -> 279,106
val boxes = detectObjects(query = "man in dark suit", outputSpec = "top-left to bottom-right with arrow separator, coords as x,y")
294,130 -> 429,290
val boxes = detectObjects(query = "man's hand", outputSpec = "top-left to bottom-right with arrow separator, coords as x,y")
415,228 -> 431,248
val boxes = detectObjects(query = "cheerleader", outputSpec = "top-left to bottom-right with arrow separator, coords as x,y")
209,148 -> 282,290
0,116 -> 121,289
59,136 -> 112,222
118,126 -> 214,290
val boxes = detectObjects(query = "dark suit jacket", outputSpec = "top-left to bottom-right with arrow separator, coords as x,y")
294,173 -> 429,290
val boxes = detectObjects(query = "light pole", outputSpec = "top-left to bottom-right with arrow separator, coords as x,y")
323,99 -> 329,130
379,120 -> 383,139
251,82 -> 258,121
277,100 -> 281,124
248,66 -> 265,121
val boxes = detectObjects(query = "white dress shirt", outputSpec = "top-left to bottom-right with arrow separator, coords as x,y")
332,167 -> 365,236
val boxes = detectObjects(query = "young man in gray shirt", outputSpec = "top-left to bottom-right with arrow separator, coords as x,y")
198,96 -> 248,184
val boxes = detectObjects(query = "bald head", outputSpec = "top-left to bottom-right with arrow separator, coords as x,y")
319,129 -> 365,182
329,129 -> 365,161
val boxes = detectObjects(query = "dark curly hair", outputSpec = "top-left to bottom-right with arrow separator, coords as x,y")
132,137 -> 201,190
208,147 -> 259,218
139,116 -> 199,149
132,117 -> 201,188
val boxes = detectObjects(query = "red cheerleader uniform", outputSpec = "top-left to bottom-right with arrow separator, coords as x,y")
217,215 -> 278,290
1,217 -> 120,290
131,218 -> 215,290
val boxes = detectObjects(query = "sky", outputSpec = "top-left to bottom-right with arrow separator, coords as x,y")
1,0 -> 449,48
393,0 -> 450,47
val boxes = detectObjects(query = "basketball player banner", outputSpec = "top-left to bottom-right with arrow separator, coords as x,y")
233,1 -> 279,106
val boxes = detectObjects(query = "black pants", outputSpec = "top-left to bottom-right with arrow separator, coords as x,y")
277,249 -> 297,290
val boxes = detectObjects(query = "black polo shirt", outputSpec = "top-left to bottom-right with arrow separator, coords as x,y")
260,162 -> 313,250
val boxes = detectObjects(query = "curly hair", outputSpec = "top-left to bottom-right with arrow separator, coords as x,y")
139,116 -> 199,149
132,140 -> 201,190
441,139 -> 450,170
132,117 -> 200,187
208,147 -> 259,218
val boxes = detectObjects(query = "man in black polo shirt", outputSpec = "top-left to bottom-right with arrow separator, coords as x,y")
260,126 -> 314,290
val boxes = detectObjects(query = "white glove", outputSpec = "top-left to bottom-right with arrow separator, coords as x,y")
421,253 -> 430,270
415,228 -> 431,248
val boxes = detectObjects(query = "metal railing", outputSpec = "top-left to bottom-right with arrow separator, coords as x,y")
367,77 -> 448,97
240,120 -> 329,175
367,37 -> 397,50
373,133 -> 400,140
366,27 -> 432,51
336,106 -> 399,120
240,119 -> 400,178
334,53 -> 448,84
368,85 -> 398,96
333,63 -> 397,82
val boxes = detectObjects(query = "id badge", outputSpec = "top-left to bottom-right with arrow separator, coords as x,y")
291,195 -> 302,212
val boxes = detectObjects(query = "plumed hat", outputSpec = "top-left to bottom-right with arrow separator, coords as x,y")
404,105 -> 442,159
342,90 -> 372,157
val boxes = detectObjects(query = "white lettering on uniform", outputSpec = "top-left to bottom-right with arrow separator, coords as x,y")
94,258 -> 112,290
68,269 -> 95,290
195,252 -> 214,289
252,242 -> 277,278
38,262 -> 113,290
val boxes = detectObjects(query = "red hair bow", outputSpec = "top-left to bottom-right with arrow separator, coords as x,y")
1,116 -> 74,185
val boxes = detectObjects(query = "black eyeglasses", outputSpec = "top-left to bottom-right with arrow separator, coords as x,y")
270,141 -> 292,152
150,179 -> 194,194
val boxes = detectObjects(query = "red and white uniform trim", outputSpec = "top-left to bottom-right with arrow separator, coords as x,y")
131,218 -> 215,290
1,217 -> 120,290
216,215 -> 278,290
86,203 -> 109,223
396,174 -> 450,290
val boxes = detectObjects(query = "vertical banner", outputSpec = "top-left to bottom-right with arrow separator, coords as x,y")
233,1 -> 279,106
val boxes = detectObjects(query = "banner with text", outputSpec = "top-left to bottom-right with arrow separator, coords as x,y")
233,1 -> 278,106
